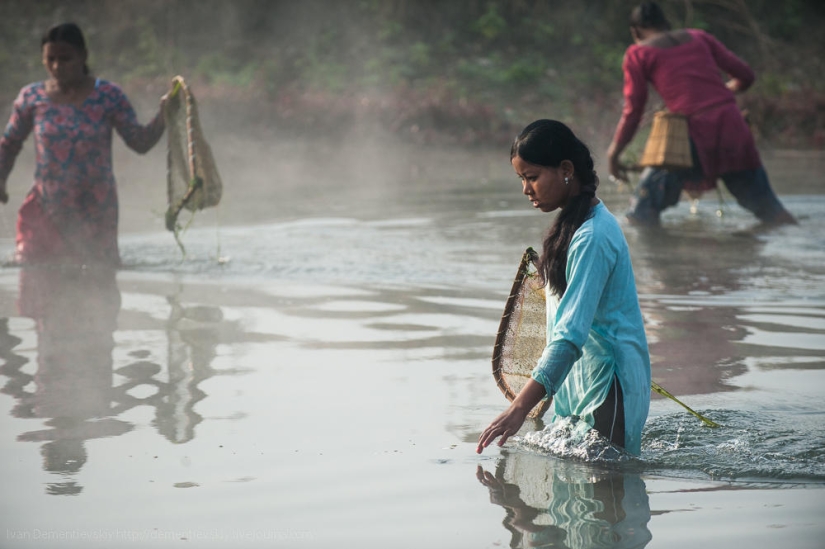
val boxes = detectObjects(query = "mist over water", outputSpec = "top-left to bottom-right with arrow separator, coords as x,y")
1,2 -> 824,545
98,139 -> 825,486
0,127 -> 824,547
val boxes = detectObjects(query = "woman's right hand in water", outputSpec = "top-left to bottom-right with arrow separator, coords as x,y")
477,379 -> 548,454
476,405 -> 530,454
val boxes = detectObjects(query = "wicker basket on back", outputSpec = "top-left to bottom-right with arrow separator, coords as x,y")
638,111 -> 692,170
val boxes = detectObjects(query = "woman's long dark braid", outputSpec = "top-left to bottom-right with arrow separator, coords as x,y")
539,140 -> 598,297
510,120 -> 600,297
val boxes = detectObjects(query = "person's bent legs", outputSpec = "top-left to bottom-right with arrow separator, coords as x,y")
721,166 -> 797,225
626,167 -> 685,225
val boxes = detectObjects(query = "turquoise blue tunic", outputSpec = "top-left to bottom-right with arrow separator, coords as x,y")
531,202 -> 651,455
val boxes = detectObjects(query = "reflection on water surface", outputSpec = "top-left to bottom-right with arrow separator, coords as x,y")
0,266 -> 234,495
0,146 -> 822,547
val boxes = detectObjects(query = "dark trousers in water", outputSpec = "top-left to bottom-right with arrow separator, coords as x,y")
628,142 -> 791,225
593,376 -> 625,448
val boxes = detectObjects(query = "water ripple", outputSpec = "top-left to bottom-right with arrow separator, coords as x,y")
505,411 -> 825,487
641,410 -> 825,484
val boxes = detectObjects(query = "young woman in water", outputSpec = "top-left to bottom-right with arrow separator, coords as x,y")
0,22 -> 167,265
477,120 -> 651,456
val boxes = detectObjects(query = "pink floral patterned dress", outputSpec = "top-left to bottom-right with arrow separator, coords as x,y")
0,78 -> 164,265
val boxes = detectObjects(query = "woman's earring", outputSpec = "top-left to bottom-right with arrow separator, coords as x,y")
564,177 -> 569,185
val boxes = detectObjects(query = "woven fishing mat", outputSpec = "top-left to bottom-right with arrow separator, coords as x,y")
164,76 -> 222,233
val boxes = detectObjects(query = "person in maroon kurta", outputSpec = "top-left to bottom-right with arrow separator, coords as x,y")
607,2 -> 796,226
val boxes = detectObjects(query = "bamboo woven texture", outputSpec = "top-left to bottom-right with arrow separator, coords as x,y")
492,247 -> 552,419
164,76 -> 222,231
638,111 -> 693,170
492,248 -> 721,428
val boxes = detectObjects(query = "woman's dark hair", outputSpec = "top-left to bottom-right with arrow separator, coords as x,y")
41,22 -> 89,74
510,120 -> 599,297
630,1 -> 672,31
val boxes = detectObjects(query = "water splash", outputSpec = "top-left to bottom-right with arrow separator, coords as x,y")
641,410 -> 825,483
513,417 -> 635,464
506,411 -> 825,486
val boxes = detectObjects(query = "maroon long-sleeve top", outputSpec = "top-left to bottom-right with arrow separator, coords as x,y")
612,29 -> 762,191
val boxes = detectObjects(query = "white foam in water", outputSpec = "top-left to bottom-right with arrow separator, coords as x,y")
641,410 -> 825,484
515,416 -> 634,463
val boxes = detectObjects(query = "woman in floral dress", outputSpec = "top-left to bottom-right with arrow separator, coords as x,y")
0,22 -> 166,265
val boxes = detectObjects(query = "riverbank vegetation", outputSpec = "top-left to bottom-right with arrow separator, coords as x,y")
2,0 -> 823,150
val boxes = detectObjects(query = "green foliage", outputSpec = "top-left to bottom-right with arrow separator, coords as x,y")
409,41 -> 431,70
472,4 -> 507,40
457,55 -> 501,86
378,20 -> 404,41
532,21 -> 556,42
194,54 -> 259,87
591,42 -> 626,74
361,38 -> 419,88
257,58 -> 287,95
691,18 -> 711,31
454,45 -> 548,92
0,0 -> 822,147
570,32 -> 585,46
753,71 -> 787,97
294,30 -> 351,92
761,0 -> 806,40
298,58 -> 350,92
117,17 -> 168,79
505,58 -> 545,86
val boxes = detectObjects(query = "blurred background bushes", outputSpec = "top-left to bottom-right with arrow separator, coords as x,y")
1,0 -> 823,147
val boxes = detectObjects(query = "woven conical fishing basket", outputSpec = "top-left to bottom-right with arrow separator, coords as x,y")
638,111 -> 692,170
491,249 -> 721,428
492,248 -> 551,419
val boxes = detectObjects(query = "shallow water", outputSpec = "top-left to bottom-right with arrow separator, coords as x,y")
0,141 -> 823,548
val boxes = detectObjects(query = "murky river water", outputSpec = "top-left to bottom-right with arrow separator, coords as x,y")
0,140 -> 822,548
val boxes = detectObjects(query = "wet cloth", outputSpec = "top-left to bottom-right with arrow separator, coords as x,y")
531,202 -> 651,455
612,29 -> 761,193
0,79 -> 165,265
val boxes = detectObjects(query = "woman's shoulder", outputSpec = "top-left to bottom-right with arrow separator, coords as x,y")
686,28 -> 710,39
624,43 -> 645,60
16,82 -> 46,102
92,79 -> 138,110
572,204 -> 623,249
685,28 -> 727,51
598,202 -> 626,233
20,81 -> 45,93
567,221 -> 620,270
623,42 -> 659,68
95,79 -> 126,96
587,202 -> 620,229
627,29 -> 708,58
682,28 -> 722,51
94,79 -> 132,101
6,82 -> 47,112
